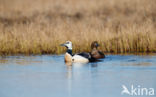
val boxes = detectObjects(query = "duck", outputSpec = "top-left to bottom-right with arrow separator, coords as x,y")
60,41 -> 96,63
90,41 -> 105,59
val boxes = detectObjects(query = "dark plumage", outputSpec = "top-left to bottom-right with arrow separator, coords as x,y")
77,52 -> 90,59
77,52 -> 97,62
90,41 -> 105,59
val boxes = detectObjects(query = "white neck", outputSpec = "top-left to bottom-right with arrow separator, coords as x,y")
68,47 -> 72,50
67,45 -> 72,50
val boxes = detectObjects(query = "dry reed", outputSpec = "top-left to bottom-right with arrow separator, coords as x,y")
0,0 -> 156,55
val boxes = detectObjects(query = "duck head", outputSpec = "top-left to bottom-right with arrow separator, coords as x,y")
60,41 -> 72,50
91,41 -> 99,49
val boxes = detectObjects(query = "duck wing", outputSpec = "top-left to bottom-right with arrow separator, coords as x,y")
77,52 -> 98,62
98,51 -> 104,55
77,52 -> 91,59
98,51 -> 105,58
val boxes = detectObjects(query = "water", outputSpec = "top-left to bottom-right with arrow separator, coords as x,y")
0,55 -> 156,97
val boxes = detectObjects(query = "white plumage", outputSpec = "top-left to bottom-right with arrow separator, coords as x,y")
61,41 -> 90,63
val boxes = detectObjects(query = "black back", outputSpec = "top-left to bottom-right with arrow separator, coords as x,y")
77,52 -> 97,62
77,52 -> 90,59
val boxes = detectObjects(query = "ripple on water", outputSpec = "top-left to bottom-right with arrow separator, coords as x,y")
0,55 -> 156,97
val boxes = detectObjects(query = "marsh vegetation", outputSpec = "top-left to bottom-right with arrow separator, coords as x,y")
0,0 -> 156,55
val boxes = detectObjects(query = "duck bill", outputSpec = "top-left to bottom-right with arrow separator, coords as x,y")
60,43 -> 66,46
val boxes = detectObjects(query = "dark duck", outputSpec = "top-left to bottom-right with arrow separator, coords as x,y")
90,41 -> 105,59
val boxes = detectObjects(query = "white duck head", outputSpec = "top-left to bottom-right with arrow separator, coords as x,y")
60,41 -> 72,50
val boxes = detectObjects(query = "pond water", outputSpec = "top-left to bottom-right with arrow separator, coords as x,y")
0,55 -> 156,97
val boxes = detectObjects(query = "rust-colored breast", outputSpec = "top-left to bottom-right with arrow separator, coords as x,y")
65,53 -> 72,62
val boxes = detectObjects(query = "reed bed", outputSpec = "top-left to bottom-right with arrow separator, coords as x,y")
0,0 -> 156,55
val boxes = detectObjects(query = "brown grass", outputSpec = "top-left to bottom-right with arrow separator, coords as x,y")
0,0 -> 156,55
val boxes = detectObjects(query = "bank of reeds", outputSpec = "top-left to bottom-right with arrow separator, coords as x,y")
0,0 -> 156,55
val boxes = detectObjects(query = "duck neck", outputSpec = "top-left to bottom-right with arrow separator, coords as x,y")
66,49 -> 72,56
92,47 -> 97,50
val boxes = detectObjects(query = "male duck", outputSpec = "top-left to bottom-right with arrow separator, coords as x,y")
90,41 -> 105,59
61,41 -> 96,63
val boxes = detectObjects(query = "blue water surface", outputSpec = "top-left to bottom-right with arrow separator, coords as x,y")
0,55 -> 156,97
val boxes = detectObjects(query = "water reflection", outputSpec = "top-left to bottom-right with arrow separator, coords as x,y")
65,62 -> 98,80
0,56 -> 43,65
90,63 -> 98,67
65,62 -> 72,66
66,65 -> 72,79
0,58 -> 8,64
0,55 -> 156,97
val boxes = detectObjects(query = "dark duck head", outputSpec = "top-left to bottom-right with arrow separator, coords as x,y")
90,41 -> 105,59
